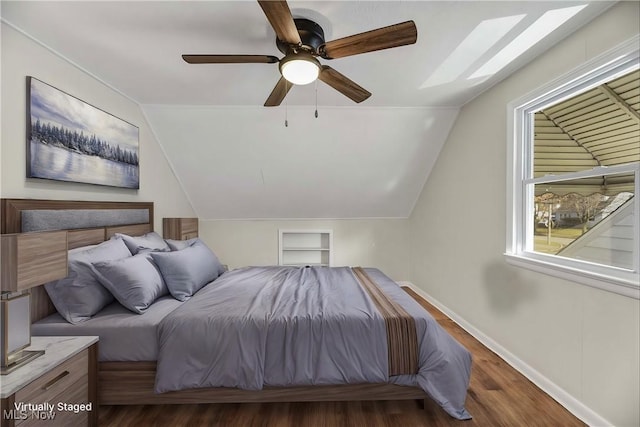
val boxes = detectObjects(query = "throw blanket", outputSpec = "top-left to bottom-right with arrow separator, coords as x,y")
155,266 -> 472,420
352,267 -> 418,375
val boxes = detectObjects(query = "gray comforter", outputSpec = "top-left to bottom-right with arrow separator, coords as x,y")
155,266 -> 472,420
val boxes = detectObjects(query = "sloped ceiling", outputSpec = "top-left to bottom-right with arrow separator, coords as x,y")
143,106 -> 457,219
0,1 -> 614,218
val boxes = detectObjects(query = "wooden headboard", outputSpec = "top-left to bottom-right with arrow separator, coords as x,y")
1,199 -> 154,322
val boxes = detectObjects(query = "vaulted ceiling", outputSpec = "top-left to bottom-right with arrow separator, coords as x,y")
0,1 -> 616,218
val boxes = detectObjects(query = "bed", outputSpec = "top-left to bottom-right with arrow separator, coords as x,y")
1,198 -> 472,420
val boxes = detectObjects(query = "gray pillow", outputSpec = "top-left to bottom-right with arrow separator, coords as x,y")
165,237 -> 198,251
115,231 -> 170,254
44,238 -> 132,324
93,253 -> 168,314
150,241 -> 224,301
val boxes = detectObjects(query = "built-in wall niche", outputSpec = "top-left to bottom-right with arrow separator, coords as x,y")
278,229 -> 333,267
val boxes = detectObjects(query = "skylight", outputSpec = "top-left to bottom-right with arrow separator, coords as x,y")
469,4 -> 588,79
420,14 -> 525,88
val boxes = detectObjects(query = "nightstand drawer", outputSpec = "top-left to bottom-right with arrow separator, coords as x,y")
15,349 -> 88,409
17,378 -> 87,427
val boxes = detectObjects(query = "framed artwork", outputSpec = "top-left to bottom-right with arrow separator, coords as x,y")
26,77 -> 139,189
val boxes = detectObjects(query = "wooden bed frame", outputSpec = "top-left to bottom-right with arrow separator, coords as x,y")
1,198 -> 428,407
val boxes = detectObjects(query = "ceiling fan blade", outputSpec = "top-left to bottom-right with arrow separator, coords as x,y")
264,77 -> 293,107
321,21 -> 417,59
182,54 -> 279,64
257,0 -> 302,46
318,66 -> 371,103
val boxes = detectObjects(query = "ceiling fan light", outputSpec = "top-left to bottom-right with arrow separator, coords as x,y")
280,54 -> 320,85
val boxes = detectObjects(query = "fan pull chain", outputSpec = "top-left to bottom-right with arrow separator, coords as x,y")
285,81 -> 288,127
315,80 -> 319,119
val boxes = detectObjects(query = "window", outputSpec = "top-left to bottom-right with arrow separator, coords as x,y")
506,36 -> 640,298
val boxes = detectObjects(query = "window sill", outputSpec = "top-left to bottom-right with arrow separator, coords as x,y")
504,253 -> 639,299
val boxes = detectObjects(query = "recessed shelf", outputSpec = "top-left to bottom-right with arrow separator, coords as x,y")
279,229 -> 333,267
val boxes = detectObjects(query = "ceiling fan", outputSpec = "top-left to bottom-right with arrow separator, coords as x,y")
182,0 -> 417,106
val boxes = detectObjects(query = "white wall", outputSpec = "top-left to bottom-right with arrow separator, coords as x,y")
0,23 -> 195,231
408,3 -> 639,426
200,219 -> 408,280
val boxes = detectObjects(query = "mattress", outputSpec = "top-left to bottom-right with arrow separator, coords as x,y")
32,296 -> 183,361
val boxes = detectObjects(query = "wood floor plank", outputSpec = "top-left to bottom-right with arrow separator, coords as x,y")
98,287 -> 585,427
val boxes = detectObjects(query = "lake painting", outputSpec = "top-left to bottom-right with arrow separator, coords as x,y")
27,77 -> 139,189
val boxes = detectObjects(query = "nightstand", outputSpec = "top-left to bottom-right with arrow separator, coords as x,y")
163,218 -> 198,240
0,336 -> 98,427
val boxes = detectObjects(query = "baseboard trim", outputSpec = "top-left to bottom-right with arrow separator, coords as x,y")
399,281 -> 612,427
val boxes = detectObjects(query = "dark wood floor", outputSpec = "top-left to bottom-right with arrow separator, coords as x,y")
98,288 -> 585,427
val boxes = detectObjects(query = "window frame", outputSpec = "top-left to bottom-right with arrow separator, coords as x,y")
506,35 -> 640,299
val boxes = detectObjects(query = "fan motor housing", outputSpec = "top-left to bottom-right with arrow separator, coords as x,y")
276,18 -> 325,54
